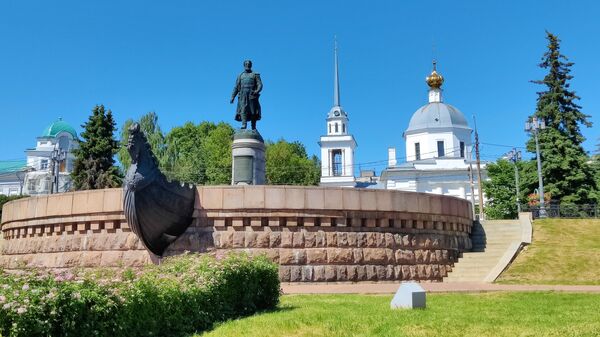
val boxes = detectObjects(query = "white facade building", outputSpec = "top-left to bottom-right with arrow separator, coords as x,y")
0,119 -> 78,196
381,62 -> 486,205
319,41 -> 357,187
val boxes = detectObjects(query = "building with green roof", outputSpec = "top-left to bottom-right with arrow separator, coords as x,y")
1,119 -> 79,196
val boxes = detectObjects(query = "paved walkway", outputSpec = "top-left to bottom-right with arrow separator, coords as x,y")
282,282 -> 600,294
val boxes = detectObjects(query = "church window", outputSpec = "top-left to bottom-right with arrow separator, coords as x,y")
332,149 -> 342,176
40,159 -> 48,170
460,141 -> 465,158
437,141 -> 445,157
329,124 -> 331,133
342,123 -> 346,133
335,123 -> 339,133
415,143 -> 421,161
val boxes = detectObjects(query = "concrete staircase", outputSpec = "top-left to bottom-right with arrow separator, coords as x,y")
444,215 -> 531,283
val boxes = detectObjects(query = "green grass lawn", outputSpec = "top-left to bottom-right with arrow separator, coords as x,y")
497,218 -> 600,285
197,293 -> 600,337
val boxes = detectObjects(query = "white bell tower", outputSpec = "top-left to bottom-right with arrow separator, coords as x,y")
319,39 -> 357,187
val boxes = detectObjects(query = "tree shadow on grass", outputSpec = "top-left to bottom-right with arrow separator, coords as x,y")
187,305 -> 298,337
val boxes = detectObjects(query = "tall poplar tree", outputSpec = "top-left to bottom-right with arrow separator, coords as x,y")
527,31 -> 597,204
72,105 -> 122,190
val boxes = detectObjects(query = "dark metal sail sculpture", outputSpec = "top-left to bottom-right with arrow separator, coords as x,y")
123,123 -> 195,256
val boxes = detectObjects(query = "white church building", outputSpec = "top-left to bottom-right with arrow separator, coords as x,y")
318,41 -> 357,188
380,62 -> 487,204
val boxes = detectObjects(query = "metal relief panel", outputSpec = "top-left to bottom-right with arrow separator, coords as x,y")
234,156 -> 254,184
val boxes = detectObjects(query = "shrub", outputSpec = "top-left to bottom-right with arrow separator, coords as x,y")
0,253 -> 280,337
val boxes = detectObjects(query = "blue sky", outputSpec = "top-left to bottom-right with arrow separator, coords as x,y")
0,0 -> 598,174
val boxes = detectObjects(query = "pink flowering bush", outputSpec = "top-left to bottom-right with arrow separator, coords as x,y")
0,253 -> 280,337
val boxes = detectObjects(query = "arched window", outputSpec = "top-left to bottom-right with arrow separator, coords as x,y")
335,123 -> 339,133
342,123 -> 346,133
329,124 -> 331,133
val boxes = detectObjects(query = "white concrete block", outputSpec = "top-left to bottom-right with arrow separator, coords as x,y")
390,282 -> 426,309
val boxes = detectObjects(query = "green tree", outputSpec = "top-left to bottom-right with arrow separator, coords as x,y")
161,121 -> 233,185
526,31 -> 597,204
162,122 -> 209,184
118,112 -> 166,172
201,122 -> 234,185
72,105 -> 122,190
265,140 -> 320,185
483,159 -> 528,219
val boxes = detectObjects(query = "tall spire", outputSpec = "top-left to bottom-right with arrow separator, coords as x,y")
334,36 -> 341,107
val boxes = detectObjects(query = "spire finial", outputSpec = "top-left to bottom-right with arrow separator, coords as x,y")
334,36 -> 341,107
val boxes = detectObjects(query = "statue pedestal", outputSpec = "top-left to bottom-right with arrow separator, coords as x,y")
231,130 -> 266,185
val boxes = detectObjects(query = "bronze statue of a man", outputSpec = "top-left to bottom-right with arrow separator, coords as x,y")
230,60 -> 262,130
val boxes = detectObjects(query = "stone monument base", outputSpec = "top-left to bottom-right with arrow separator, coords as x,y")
231,129 -> 266,185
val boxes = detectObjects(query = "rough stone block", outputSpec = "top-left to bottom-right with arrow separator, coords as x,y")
279,249 -> 306,265
279,266 -> 292,282
326,232 -> 337,247
292,232 -> 304,247
327,248 -> 353,264
290,266 -> 302,282
395,249 -> 415,264
306,248 -> 327,264
356,233 -> 367,247
245,232 -> 258,248
315,231 -> 326,247
347,232 -> 357,246
232,232 -> 245,248
313,266 -> 326,281
304,232 -> 316,247
281,232 -> 293,248
366,233 -> 377,247
335,266 -> 348,282
256,232 -> 270,248
269,232 -> 281,247
324,266 -> 336,281
365,265 -> 378,281
301,266 -> 314,281
363,248 -> 390,264
336,232 -> 348,247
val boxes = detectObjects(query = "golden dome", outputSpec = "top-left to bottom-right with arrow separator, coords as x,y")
426,61 -> 444,89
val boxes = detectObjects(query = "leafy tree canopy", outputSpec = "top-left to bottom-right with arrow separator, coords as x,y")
483,159 -> 528,219
265,139 -> 320,186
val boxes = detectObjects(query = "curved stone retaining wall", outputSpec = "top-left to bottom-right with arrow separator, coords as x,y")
1,186 -> 473,282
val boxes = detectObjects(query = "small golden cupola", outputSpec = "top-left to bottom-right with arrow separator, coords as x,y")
426,60 -> 444,89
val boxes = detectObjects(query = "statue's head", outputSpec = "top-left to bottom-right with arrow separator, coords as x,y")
243,60 -> 253,72
127,123 -> 143,163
